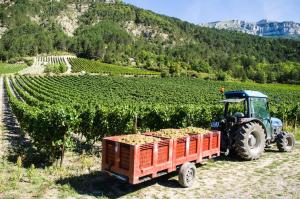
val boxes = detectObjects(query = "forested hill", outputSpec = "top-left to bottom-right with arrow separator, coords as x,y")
1,0 -> 300,83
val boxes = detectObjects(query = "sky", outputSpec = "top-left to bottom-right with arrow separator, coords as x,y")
123,0 -> 300,24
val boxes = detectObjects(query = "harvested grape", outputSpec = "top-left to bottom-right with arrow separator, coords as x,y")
153,129 -> 188,138
186,127 -> 209,135
153,127 -> 210,138
119,134 -> 161,145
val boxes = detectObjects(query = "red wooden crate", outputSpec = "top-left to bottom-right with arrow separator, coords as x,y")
201,131 -> 221,158
102,135 -> 173,184
171,135 -> 200,170
146,131 -> 221,170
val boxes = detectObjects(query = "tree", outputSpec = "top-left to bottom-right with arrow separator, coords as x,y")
0,23 -> 53,59
191,60 -> 210,73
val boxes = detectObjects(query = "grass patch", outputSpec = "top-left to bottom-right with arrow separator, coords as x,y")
265,160 -> 285,170
0,62 -> 27,74
0,160 -> 19,193
58,184 -> 77,196
295,128 -> 300,141
0,156 -> 92,198
296,133 -> 300,141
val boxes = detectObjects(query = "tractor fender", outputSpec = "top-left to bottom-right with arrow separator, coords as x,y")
237,118 -> 268,137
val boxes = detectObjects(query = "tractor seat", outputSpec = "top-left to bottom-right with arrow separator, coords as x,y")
234,112 -> 245,118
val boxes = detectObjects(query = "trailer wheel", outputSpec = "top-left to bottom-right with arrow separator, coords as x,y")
276,132 -> 295,152
178,162 -> 196,188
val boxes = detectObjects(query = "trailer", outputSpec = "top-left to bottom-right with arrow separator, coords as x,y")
102,130 -> 220,187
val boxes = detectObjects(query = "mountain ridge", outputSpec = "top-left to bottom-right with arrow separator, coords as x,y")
201,19 -> 300,39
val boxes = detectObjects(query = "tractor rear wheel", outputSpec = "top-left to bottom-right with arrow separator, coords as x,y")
276,132 -> 295,152
178,162 -> 196,188
234,122 -> 265,160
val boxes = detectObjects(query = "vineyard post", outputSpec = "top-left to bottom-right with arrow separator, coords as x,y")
295,115 -> 297,133
60,132 -> 66,167
282,106 -> 287,129
133,114 -> 138,133
295,103 -> 299,133
295,106 -> 298,133
51,146 -> 56,165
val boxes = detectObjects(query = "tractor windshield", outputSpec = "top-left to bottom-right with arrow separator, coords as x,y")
250,98 -> 270,119
223,99 -> 247,118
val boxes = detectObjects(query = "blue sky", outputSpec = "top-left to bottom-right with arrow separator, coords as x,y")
123,0 -> 300,24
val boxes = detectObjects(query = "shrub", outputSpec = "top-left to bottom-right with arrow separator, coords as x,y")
44,63 -> 67,74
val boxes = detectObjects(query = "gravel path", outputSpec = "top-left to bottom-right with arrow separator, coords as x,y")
64,56 -> 73,74
19,57 -> 44,75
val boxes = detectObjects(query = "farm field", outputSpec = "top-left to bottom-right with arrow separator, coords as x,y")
0,63 -> 27,74
69,58 -> 160,75
0,75 -> 300,199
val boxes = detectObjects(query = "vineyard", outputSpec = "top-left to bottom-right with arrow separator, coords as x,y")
69,58 -> 160,75
4,75 -> 300,162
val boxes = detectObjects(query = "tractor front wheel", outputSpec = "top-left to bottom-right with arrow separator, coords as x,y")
276,132 -> 295,152
234,122 -> 265,160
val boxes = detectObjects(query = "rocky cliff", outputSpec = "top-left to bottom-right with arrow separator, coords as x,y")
201,19 -> 300,39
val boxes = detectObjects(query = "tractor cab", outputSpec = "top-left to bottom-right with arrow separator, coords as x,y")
222,90 -> 272,139
213,90 -> 295,160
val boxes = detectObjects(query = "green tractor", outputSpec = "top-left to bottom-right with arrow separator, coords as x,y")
212,90 -> 295,160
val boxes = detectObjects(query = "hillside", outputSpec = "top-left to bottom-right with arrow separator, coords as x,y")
201,19 -> 300,39
0,0 -> 300,83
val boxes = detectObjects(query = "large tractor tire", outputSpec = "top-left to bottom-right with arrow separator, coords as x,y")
276,132 -> 295,152
178,162 -> 196,188
234,122 -> 265,160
